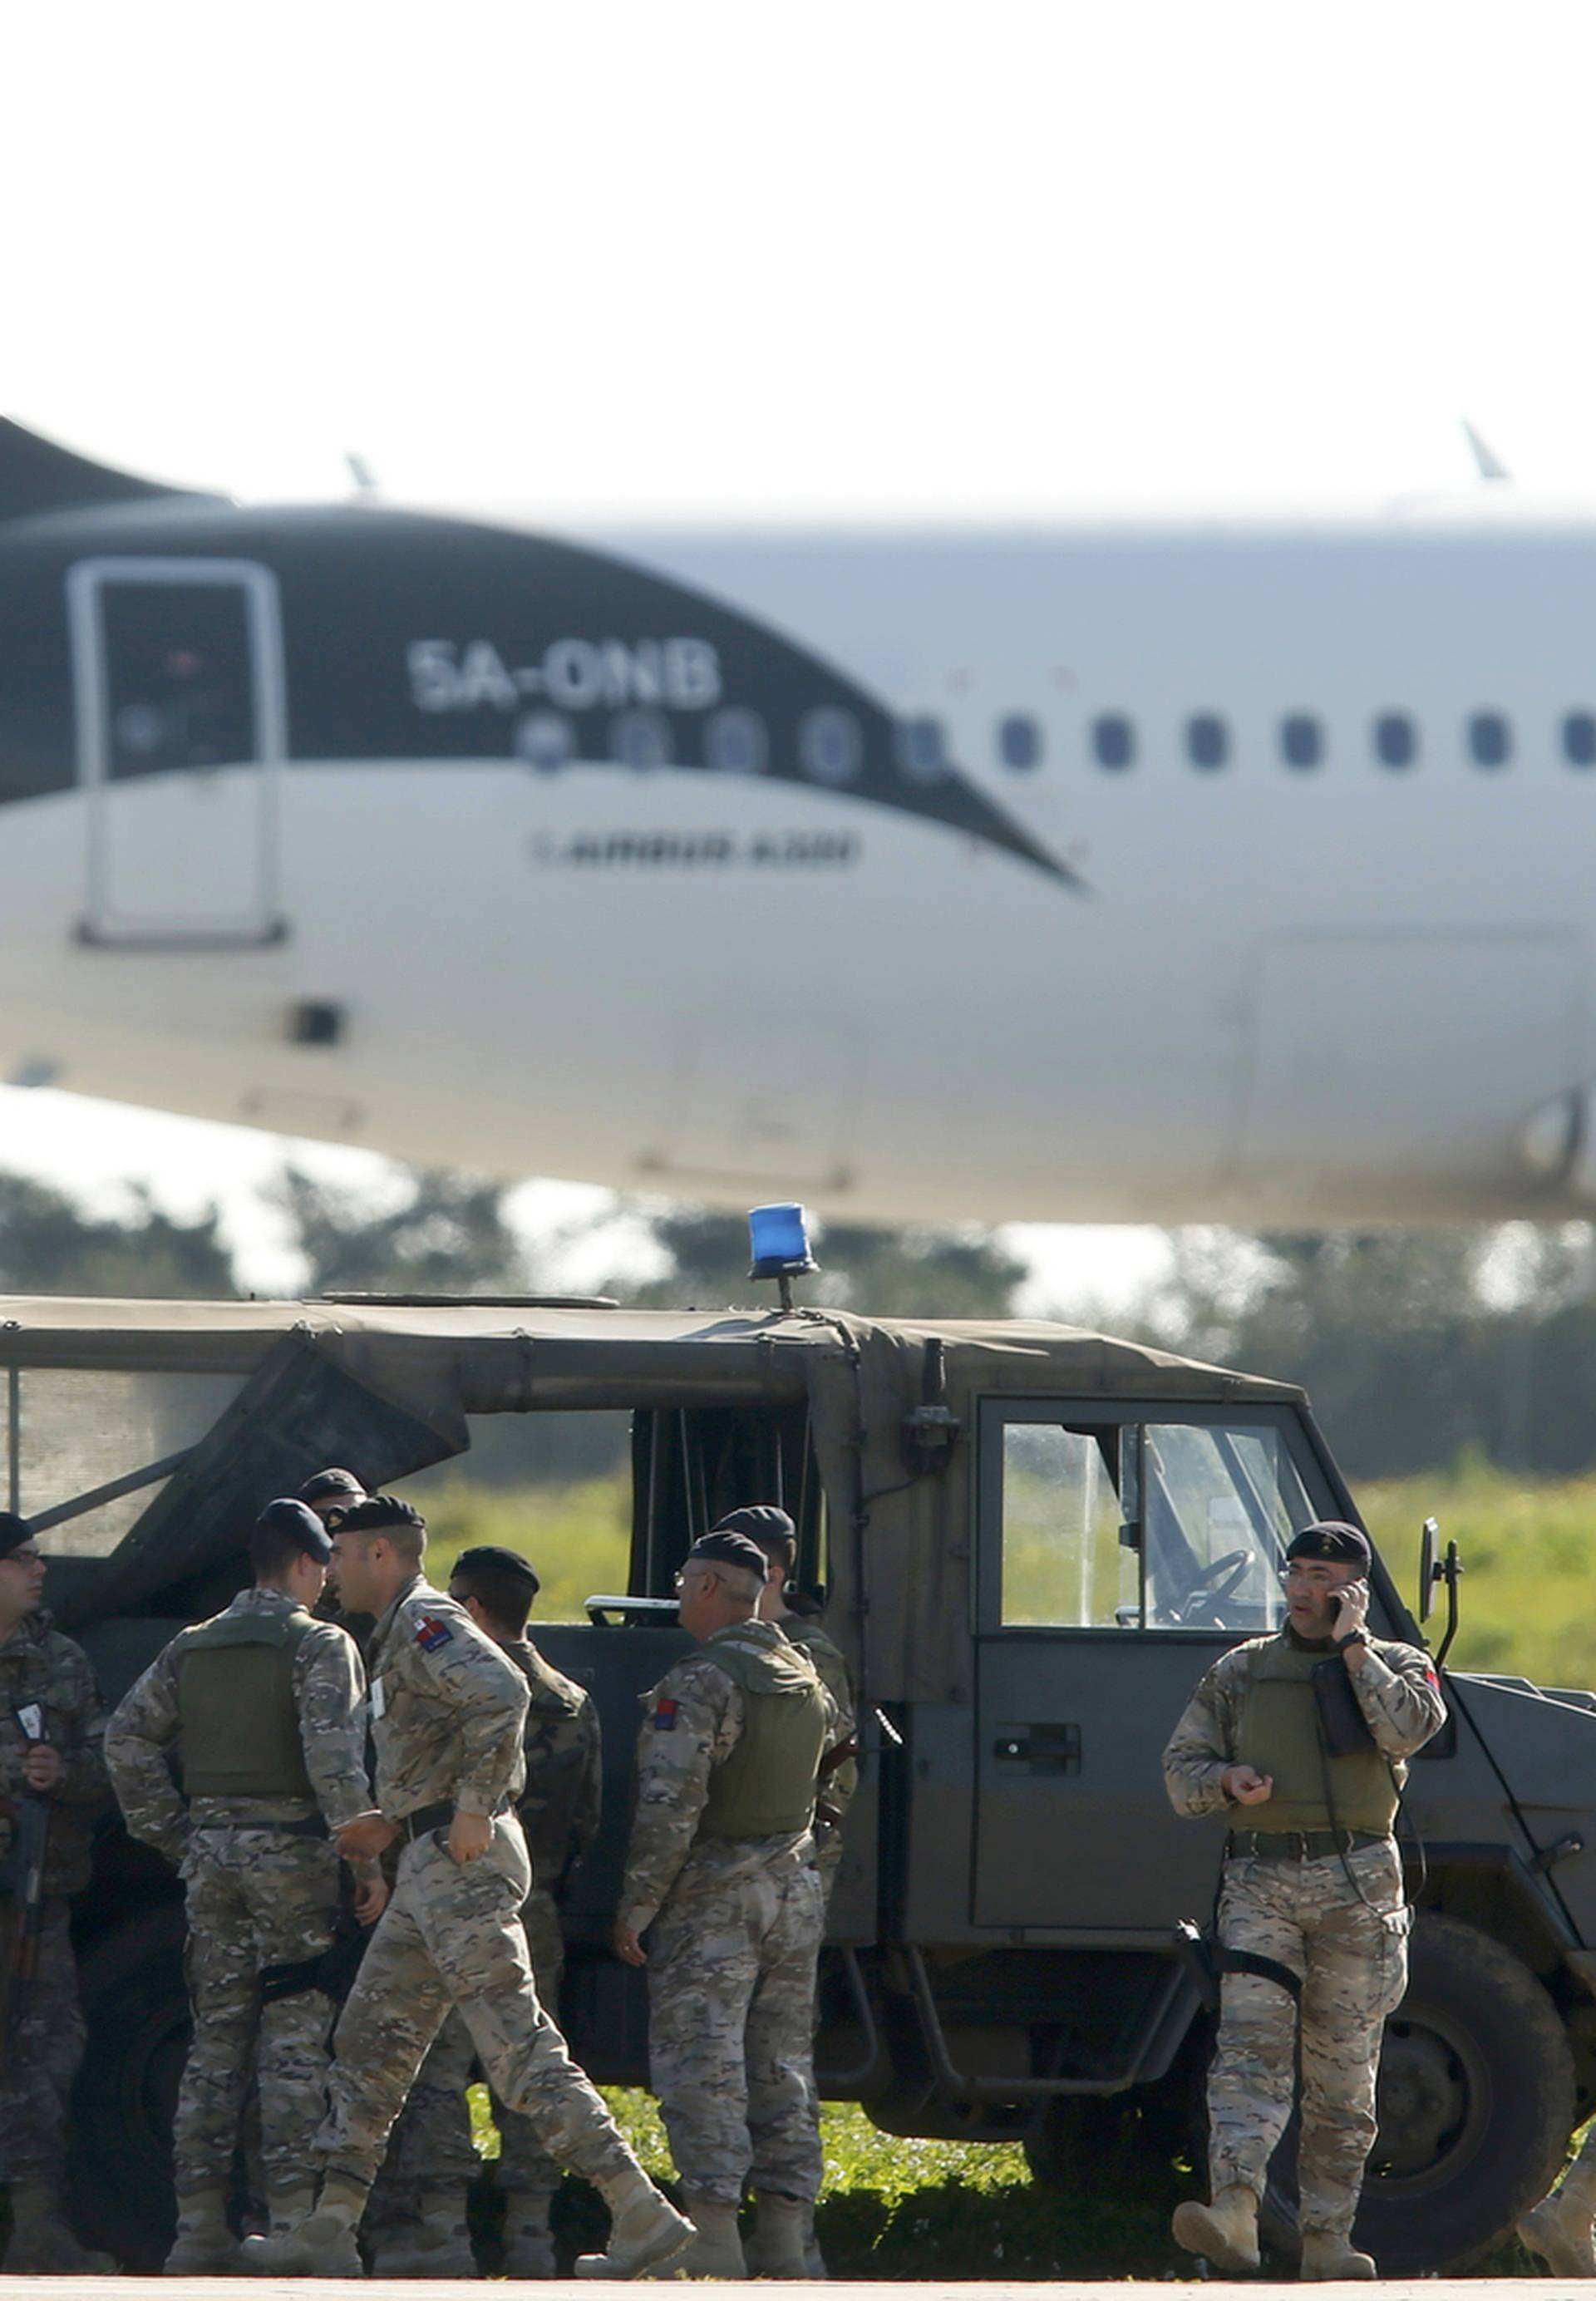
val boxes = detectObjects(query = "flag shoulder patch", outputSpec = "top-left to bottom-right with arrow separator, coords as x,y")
416,1614 -> 453,1653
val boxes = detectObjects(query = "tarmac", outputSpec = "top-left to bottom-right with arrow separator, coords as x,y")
0,2283 -> 1569,2297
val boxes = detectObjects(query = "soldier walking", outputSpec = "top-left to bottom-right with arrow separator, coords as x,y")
0,1511 -> 115,2273
367,1542 -> 603,2279
243,1495 -> 690,2281
613,1523 -> 829,2279
106,1498 -> 373,2274
1163,1520 -> 1446,2280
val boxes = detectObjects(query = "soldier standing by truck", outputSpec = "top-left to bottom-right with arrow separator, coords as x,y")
105,1498 -> 374,2274
0,1511 -> 114,2274
365,1543 -> 602,2279
1163,1520 -> 1446,2281
243,1495 -> 690,2283
612,1524 -> 829,2280
737,1505 -> 858,1899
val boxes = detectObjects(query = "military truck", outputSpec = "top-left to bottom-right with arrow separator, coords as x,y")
12,1290 -> 1591,2271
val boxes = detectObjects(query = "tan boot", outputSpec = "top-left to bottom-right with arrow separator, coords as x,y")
574,2166 -> 694,2280
1520,2184 -> 1596,2278
801,2207 -> 828,2280
7,2181 -> 116,2274
164,2186 -> 242,2274
500,2188 -> 558,2279
744,2193 -> 810,2277
1171,2184 -> 1261,2274
1300,2231 -> 1377,2279
368,2188 -> 477,2276
268,2185 -> 317,2237
668,2195 -> 746,2279
239,2173 -> 366,2276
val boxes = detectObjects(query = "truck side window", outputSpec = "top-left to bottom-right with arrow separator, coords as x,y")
1140,1421 -> 1308,1633
999,1422 -> 1133,1628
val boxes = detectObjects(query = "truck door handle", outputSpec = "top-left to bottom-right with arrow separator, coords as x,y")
993,1722 -> 1081,1774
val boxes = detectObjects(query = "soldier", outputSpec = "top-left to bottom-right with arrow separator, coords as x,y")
613,1523 -> 829,2280
737,1505 -> 859,1897
243,1495 -> 691,2282
298,1468 -> 367,1530
0,1510 -> 115,2274
1163,1520 -> 1446,2281
105,1497 -> 373,2274
367,1542 -> 602,2279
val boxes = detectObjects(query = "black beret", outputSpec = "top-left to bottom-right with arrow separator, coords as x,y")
336,1495 -> 426,1538
1285,1520 -> 1372,1573
0,1513 -> 35,1562
452,1545 -> 540,1597
685,1529 -> 771,1581
255,1498 -> 332,1562
298,1468 -> 366,1505
713,1505 -> 796,1553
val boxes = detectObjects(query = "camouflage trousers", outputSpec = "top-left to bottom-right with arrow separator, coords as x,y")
368,1883 -> 567,2219
1207,1840 -> 1411,2241
173,1828 -> 341,2203
648,1845 -> 825,2207
318,1815 -> 633,2200
0,1899 -> 86,2183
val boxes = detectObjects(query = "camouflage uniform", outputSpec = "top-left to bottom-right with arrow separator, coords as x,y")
783,1614 -> 856,1896
621,1620 -> 829,2207
0,1614 -> 111,2183
1163,1633 -> 1445,2244
105,1587 -> 371,2207
314,1576 -> 635,2200
372,1634 -> 602,2214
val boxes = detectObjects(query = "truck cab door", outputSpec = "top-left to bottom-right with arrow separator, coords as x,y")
972,1400 -> 1325,1932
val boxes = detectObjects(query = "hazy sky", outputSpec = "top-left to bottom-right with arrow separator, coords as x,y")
2,0 -> 1584,1295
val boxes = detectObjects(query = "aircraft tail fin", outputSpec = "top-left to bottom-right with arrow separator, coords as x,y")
0,416 -> 215,525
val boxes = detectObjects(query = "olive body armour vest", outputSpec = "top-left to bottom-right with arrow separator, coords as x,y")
176,1608 -> 318,1800
697,1629 -> 828,1842
1234,1636 -> 1398,1835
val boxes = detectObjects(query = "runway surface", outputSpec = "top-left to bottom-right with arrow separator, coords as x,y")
5,2283 -> 1574,2297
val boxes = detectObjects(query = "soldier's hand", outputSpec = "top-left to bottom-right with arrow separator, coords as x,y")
353,1871 -> 390,1925
337,1812 -> 398,1861
1221,1764 -> 1273,1806
447,1810 -> 494,1865
613,1922 -> 648,1967
21,1745 -> 61,1793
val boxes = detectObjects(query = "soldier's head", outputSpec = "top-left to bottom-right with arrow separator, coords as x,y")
297,1467 -> 367,1529
0,1515 -> 45,1629
675,1528 -> 767,1641
250,1498 -> 334,1606
450,1545 -> 539,1647
329,1495 -> 426,1614
1283,1521 -> 1371,1639
712,1505 -> 796,1624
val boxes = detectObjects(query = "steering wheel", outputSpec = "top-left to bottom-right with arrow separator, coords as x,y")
1175,1548 -> 1253,1626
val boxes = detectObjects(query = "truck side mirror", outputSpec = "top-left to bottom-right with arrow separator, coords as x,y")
1418,1515 -> 1438,1624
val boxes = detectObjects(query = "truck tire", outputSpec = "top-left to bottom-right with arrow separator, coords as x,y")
69,1901 -> 188,2270
1262,1911 -> 1573,2275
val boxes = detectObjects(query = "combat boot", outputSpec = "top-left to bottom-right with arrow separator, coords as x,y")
267,2185 -> 318,2237
1299,2232 -> 1377,2279
1171,2183 -> 1261,2274
7,2181 -> 116,2273
500,2188 -> 558,2279
239,2173 -> 366,2276
1520,2180 -> 1596,2278
668,2195 -> 746,2279
367,2189 -> 477,2276
745,2192 -> 810,2277
574,2166 -> 694,2280
164,2186 -> 242,2274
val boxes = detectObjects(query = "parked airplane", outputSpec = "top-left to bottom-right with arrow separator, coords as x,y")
2,414 -> 1593,1227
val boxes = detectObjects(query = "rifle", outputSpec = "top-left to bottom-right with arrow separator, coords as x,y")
0,1791 -> 50,2068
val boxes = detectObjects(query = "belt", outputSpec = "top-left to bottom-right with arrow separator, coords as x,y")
195,1814 -> 328,1838
1228,1828 -> 1390,1861
402,1797 -> 509,1840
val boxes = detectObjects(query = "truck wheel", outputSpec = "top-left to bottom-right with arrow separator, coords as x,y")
69,1901 -> 188,2270
1261,1912 -> 1572,2275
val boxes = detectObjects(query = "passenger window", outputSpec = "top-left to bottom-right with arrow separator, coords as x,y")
515,711 -> 574,772
704,707 -> 768,776
898,717 -> 948,783
1141,1423 -> 1309,1632
1468,712 -> 1510,768
610,709 -> 672,770
1280,713 -> 1322,769
1186,714 -> 1229,770
1564,712 -> 1596,766
798,707 -> 863,786
1092,713 -> 1135,770
999,1423 -> 1134,1628
998,714 -> 1041,770
1374,712 -> 1416,768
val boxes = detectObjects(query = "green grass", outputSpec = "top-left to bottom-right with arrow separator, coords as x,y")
397,1474 -> 633,1620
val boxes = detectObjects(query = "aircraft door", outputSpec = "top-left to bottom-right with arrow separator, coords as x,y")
67,558 -> 287,944
972,1399 -> 1318,1932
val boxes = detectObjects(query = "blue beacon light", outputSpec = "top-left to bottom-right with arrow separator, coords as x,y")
747,1203 -> 819,1313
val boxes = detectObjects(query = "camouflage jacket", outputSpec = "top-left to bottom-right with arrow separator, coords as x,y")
505,1637 -> 601,1893
106,1586 -> 370,1864
784,1613 -> 858,1828
0,1612 -> 111,1897
618,1619 -> 835,1934
1162,1630 -> 1447,1822
368,1575 -> 529,1821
